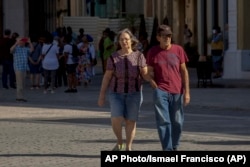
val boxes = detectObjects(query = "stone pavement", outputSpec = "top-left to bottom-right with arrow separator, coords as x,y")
0,64 -> 250,167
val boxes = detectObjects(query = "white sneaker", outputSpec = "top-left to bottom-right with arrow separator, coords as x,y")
51,90 -> 55,94
43,90 -> 47,94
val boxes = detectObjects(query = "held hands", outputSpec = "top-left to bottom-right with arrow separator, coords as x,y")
149,80 -> 158,89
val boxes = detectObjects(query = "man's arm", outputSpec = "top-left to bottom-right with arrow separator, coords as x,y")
180,63 -> 190,106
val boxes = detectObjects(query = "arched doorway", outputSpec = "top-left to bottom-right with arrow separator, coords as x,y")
28,0 -> 57,36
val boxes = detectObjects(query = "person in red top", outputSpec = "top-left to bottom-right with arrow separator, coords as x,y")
146,24 -> 190,151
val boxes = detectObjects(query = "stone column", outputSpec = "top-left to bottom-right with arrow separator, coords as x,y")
4,0 -> 27,36
223,0 -> 250,79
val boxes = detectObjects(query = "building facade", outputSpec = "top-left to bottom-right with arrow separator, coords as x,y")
1,0 -> 250,79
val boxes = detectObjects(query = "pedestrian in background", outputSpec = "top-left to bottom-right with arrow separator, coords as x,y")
98,28 -> 150,151
63,35 -> 78,93
138,31 -> 149,58
146,25 -> 190,151
77,34 -> 95,86
183,24 -> 193,50
77,28 -> 85,44
28,34 -> 43,89
0,29 -> 16,89
40,33 -> 59,94
103,29 -> 115,71
10,37 -> 34,102
56,36 -> 68,87
209,26 -> 224,78
98,30 -> 106,74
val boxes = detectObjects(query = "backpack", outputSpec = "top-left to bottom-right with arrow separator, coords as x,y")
71,44 -> 79,57
71,44 -> 80,63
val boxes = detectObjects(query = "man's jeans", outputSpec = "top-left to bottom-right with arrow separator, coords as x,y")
153,88 -> 184,151
2,60 -> 15,87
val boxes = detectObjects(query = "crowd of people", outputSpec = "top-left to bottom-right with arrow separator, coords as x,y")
0,26 -> 97,100
0,25 -> 191,152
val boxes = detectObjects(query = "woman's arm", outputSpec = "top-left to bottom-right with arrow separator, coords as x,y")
98,70 -> 113,107
140,66 -> 158,89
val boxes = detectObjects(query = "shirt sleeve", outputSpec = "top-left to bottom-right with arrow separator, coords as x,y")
179,46 -> 189,64
63,44 -> 71,54
139,52 -> 147,68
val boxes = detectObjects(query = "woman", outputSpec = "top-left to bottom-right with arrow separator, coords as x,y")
77,34 -> 95,86
63,35 -> 78,93
98,28 -> 153,151
28,35 -> 43,89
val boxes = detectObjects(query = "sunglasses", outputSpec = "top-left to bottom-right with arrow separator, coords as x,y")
160,34 -> 172,38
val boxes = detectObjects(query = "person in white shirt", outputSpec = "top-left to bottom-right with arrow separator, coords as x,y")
39,33 -> 59,94
63,35 -> 78,92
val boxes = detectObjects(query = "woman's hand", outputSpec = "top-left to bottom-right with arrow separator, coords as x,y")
98,94 -> 106,107
149,80 -> 158,89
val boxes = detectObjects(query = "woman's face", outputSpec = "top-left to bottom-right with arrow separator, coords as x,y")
82,35 -> 88,42
118,32 -> 132,50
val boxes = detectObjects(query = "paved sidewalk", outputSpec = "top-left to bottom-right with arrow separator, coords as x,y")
0,65 -> 250,167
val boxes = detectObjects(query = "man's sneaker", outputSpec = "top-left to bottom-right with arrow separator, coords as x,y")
16,99 -> 27,102
64,89 -> 73,93
112,144 -> 125,151
72,88 -> 77,93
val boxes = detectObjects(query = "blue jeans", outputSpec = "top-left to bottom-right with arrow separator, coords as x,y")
43,69 -> 57,89
153,88 -> 184,151
212,55 -> 223,72
109,91 -> 143,121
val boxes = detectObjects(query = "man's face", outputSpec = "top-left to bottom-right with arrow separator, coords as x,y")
18,41 -> 26,46
157,34 -> 172,47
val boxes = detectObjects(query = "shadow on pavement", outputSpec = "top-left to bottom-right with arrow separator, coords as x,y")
0,153 -> 99,158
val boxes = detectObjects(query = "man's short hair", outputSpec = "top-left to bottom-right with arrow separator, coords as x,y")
157,25 -> 172,36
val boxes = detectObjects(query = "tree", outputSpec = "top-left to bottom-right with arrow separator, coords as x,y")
149,16 -> 159,47
139,14 -> 146,37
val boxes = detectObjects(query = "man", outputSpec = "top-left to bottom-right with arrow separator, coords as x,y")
10,37 -> 34,102
210,26 -> 223,78
183,24 -> 192,48
0,29 -> 16,89
146,25 -> 190,151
